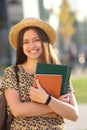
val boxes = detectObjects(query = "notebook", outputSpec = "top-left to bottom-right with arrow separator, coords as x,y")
34,74 -> 62,98
35,63 -> 72,96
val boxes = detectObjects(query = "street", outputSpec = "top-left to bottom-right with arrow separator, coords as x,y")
65,104 -> 87,130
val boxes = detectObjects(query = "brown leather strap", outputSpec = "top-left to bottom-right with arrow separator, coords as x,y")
14,66 -> 19,85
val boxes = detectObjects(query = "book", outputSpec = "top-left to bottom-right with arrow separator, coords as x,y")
34,74 -> 62,98
35,63 -> 72,96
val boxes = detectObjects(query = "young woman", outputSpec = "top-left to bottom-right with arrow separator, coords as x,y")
1,17 -> 78,130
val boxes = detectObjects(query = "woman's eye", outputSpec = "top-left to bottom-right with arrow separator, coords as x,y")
23,41 -> 28,44
35,38 -> 41,42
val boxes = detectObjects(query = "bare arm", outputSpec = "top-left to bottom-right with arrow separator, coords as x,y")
5,89 -> 52,117
48,92 -> 79,121
29,79 -> 79,121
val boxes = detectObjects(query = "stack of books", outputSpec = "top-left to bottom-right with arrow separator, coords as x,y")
34,63 -> 72,98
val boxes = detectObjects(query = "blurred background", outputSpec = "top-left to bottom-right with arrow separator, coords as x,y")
0,0 -> 87,129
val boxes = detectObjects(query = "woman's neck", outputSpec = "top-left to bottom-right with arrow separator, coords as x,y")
21,59 -> 38,74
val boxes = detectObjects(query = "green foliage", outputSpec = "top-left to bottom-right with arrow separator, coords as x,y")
72,77 -> 87,104
0,64 -> 7,77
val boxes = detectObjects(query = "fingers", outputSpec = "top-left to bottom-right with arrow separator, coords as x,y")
36,79 -> 40,88
59,93 -> 70,99
35,79 -> 43,91
58,93 -> 70,103
63,93 -> 70,97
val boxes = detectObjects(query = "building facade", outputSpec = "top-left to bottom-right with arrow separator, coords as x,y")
0,0 -> 23,65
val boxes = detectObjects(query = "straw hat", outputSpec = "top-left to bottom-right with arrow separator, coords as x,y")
9,17 -> 56,49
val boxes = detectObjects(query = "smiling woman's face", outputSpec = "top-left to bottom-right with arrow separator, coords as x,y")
23,29 -> 43,60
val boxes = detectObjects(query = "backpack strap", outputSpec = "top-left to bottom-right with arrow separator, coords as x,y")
14,66 -> 19,85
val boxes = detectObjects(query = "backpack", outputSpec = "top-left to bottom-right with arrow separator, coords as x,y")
0,66 -> 19,130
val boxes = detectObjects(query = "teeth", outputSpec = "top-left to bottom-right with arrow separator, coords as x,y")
29,50 -> 38,53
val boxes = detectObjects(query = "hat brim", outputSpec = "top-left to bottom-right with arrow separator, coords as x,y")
9,17 -> 56,49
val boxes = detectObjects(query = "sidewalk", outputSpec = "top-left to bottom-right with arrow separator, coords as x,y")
65,104 -> 87,130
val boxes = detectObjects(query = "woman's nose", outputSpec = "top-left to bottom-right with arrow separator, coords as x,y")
29,41 -> 35,48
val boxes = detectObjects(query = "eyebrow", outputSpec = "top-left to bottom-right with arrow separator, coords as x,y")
23,36 -> 40,41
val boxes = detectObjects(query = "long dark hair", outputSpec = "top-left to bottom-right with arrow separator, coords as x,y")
15,26 -> 60,65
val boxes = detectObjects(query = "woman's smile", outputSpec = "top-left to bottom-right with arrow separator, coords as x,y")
28,48 -> 39,53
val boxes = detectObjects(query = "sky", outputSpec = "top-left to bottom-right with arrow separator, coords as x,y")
22,0 -> 87,22
76,0 -> 87,21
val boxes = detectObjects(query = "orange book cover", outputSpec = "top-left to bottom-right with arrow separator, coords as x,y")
34,74 -> 62,98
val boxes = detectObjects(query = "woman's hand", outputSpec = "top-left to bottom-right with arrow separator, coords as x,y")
29,79 -> 48,104
58,93 -> 70,104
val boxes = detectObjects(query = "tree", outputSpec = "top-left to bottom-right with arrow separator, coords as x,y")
59,0 -> 76,38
